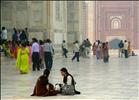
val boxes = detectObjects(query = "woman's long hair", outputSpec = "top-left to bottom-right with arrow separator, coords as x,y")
60,68 -> 75,86
40,69 -> 50,85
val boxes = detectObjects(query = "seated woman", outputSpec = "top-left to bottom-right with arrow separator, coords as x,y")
31,69 -> 58,96
56,67 -> 80,95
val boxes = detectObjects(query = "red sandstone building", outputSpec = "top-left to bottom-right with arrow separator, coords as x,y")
94,1 -> 139,49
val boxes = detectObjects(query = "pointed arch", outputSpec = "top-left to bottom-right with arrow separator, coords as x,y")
111,17 -> 121,29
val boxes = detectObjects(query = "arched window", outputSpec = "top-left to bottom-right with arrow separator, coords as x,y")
111,18 -> 121,29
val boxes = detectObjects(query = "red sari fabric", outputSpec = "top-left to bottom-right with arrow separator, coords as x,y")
31,76 -> 58,96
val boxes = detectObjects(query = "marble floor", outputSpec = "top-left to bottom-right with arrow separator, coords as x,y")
1,52 -> 139,100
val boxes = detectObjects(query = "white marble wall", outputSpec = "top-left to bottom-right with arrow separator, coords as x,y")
1,1 -> 86,48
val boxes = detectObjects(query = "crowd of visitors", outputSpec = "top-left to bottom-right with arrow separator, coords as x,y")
1,26 -> 138,97
92,40 -> 109,63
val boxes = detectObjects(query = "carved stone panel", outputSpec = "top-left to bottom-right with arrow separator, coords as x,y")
55,1 -> 60,21
15,1 -> 27,11
54,32 -> 63,44
15,1 -> 28,28
1,2 -> 13,27
30,2 -> 43,27
16,11 -> 27,28
29,32 -> 44,41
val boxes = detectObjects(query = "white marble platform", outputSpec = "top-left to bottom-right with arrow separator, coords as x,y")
1,52 -> 139,100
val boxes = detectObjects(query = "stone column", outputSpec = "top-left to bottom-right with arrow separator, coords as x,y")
88,1 -> 95,43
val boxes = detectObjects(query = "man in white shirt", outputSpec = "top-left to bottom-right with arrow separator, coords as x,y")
72,41 -> 80,62
124,40 -> 129,58
1,26 -> 7,44
62,40 -> 68,58
32,38 -> 40,71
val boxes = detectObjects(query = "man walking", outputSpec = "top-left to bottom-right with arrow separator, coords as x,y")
61,40 -> 68,58
72,41 -> 80,62
124,40 -> 129,58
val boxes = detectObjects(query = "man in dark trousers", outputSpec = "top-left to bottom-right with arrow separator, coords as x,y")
118,40 -> 124,57
32,38 -> 40,71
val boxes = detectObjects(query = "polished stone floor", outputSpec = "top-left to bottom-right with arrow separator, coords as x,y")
1,52 -> 139,100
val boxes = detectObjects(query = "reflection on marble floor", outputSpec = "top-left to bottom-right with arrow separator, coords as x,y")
1,53 -> 139,100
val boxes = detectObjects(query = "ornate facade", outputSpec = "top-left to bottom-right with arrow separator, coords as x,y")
94,1 -> 139,49
1,1 -> 138,49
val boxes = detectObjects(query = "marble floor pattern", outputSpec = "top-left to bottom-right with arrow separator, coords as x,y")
1,53 -> 139,100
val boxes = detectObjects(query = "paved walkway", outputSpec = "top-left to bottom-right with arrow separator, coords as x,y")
1,52 -> 139,100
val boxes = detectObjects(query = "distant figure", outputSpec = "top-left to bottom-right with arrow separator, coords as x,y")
102,42 -> 109,63
79,40 -> 86,58
39,40 -> 44,69
92,41 -> 97,56
32,38 -> 40,71
118,40 -> 124,57
72,41 -> 80,62
16,42 -> 30,74
31,69 -> 58,96
26,41 -> 32,66
85,38 -> 92,57
25,27 -> 29,40
19,30 -> 27,43
43,39 -> 54,70
61,40 -> 68,58
128,41 -> 131,56
124,40 -> 129,58
1,26 -> 7,44
12,28 -> 18,44
96,42 -> 102,60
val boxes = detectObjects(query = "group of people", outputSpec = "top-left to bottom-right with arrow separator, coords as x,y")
31,68 -> 80,96
79,39 -> 92,58
12,27 -> 28,44
1,36 -> 54,74
92,40 -> 109,63
61,40 -> 80,62
1,27 -> 28,45
2,26 -> 138,97
61,39 -> 92,62
0,27 -> 28,57
16,38 -> 55,74
118,40 -> 137,58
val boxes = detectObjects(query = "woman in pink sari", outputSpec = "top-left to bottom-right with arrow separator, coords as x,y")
26,41 -> 32,67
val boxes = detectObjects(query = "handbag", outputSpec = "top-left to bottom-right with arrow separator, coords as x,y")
61,84 -> 75,95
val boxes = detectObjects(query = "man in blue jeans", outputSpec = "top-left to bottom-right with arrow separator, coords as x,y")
43,39 -> 54,70
62,40 -> 68,58
72,41 -> 80,62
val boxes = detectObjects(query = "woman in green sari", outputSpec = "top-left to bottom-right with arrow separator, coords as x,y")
16,43 -> 30,74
